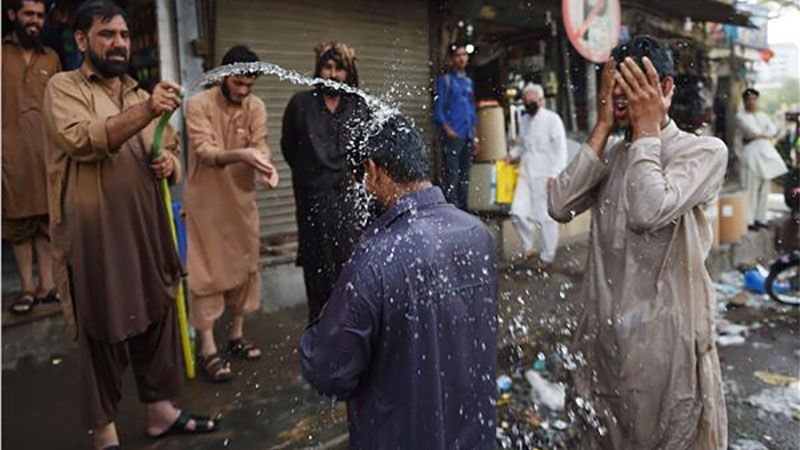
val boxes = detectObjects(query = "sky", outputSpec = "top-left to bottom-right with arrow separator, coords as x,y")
768,9 -> 800,46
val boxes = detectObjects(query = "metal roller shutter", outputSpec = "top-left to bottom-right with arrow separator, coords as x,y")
215,0 -> 432,250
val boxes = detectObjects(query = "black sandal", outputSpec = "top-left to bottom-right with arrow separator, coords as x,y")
35,288 -> 60,304
10,292 -> 36,315
148,410 -> 218,439
200,352 -> 233,383
226,338 -> 262,361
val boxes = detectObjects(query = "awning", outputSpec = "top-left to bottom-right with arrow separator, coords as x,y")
626,0 -> 755,28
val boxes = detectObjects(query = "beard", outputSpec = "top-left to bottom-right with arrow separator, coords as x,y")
87,45 -> 129,78
15,21 -> 42,50
220,81 -> 243,104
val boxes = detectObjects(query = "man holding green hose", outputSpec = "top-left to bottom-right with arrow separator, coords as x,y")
42,1 -> 215,449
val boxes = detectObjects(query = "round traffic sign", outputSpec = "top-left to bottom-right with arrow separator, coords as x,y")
562,0 -> 621,63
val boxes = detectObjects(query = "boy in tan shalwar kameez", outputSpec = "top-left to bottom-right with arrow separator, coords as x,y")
184,45 -> 278,382
548,36 -> 728,449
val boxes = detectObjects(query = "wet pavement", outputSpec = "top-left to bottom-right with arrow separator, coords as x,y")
3,239 -> 799,449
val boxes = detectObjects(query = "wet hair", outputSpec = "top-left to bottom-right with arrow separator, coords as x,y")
610,35 -> 674,80
447,41 -> 467,56
365,116 -> 431,184
313,41 -> 359,87
9,0 -> 46,12
221,44 -> 259,66
74,0 -> 127,33
742,88 -> 760,101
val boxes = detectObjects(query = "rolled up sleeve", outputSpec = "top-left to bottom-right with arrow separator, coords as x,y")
186,96 -> 224,167
43,75 -> 113,162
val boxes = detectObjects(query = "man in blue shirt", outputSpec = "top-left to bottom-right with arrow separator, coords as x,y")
434,43 -> 478,210
300,116 -> 497,449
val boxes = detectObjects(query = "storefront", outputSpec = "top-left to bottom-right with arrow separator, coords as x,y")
204,0 -> 432,255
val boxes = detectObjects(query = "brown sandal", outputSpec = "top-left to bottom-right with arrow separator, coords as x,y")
226,338 -> 262,361
10,292 -> 36,315
35,288 -> 60,304
199,353 -> 233,383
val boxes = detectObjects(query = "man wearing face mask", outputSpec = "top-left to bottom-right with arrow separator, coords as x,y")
2,0 -> 62,314
43,1 -> 216,448
505,83 -> 567,266
184,45 -> 279,383
548,36 -> 728,448
281,42 -> 371,323
300,116 -> 497,449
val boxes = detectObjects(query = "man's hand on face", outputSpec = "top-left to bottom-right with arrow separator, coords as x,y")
597,57 -> 616,130
615,57 -> 673,141
148,81 -> 182,118
150,153 -> 174,179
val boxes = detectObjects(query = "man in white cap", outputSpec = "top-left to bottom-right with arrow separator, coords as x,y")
505,83 -> 567,265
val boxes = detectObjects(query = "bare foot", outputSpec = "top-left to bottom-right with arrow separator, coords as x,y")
92,422 -> 119,450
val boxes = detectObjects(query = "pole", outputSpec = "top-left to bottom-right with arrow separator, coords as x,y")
152,111 -> 196,380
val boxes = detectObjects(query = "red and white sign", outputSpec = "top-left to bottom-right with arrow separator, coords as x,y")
562,0 -> 621,63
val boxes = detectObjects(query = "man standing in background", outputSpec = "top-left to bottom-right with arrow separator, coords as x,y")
2,0 -> 62,314
433,42 -> 478,211
506,83 -> 567,266
736,88 -> 788,230
281,41 -> 370,322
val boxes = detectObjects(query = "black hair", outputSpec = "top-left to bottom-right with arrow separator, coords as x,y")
365,116 -> 431,184
742,88 -> 760,101
221,44 -> 259,66
9,0 -> 46,12
447,41 -> 467,56
610,35 -> 674,80
74,0 -> 127,33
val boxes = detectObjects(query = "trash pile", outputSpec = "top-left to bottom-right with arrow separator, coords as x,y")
495,351 -> 574,449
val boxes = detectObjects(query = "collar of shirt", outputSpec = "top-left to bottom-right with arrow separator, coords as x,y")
2,32 -> 46,54
660,119 -> 680,144
372,186 -> 446,230
79,62 -> 139,94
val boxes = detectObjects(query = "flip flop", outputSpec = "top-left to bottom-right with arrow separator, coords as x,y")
148,410 -> 218,439
9,292 -> 36,315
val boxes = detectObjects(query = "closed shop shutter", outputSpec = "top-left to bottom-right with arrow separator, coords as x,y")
215,0 -> 431,252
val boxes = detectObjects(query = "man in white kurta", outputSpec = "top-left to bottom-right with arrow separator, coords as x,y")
735,88 -> 788,229
549,36 -> 728,449
507,84 -> 567,264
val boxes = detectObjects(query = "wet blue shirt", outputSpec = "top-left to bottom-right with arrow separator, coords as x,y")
433,70 -> 477,140
300,187 -> 497,450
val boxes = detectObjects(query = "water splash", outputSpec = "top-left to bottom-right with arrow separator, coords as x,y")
197,61 -> 401,135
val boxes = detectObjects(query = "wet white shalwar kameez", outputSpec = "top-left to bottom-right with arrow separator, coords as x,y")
735,110 -> 788,224
548,121 -> 728,449
510,107 -> 567,262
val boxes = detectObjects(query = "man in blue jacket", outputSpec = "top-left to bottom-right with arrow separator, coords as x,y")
300,116 -> 497,449
434,43 -> 478,211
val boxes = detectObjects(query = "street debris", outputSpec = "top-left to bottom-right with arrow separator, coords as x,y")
754,370 -> 800,387
745,381 -> 800,420
715,318 -> 749,346
525,370 -> 566,411
730,438 -> 770,450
